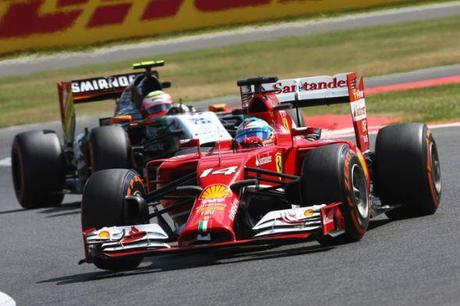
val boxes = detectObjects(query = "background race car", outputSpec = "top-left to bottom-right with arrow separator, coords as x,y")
80,72 -> 441,271
11,60 -> 232,209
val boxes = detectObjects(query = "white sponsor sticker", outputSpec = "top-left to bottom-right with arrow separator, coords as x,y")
350,98 -> 367,122
255,155 -> 272,166
262,73 -> 350,103
71,74 -> 138,93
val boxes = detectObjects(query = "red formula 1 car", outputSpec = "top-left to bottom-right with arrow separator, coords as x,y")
80,73 -> 441,271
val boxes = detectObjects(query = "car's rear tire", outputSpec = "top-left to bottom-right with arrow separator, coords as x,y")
11,130 -> 65,209
375,123 -> 441,219
301,144 -> 370,244
89,126 -> 130,171
81,169 -> 148,271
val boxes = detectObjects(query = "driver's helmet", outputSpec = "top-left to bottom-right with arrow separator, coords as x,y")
167,103 -> 191,115
235,117 -> 274,147
142,90 -> 173,118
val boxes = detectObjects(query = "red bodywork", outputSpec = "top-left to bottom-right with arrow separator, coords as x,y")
143,73 -> 369,248
83,72 -> 371,259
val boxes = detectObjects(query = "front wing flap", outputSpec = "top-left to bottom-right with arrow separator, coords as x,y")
83,203 -> 345,260
85,224 -> 170,257
252,202 -> 345,238
252,205 -> 323,237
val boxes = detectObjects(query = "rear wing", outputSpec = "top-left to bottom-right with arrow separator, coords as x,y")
57,60 -> 167,145
57,72 -> 141,145
66,73 -> 142,103
239,72 -> 369,152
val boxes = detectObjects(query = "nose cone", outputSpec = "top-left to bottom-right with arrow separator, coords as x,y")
177,151 -> 259,246
178,183 -> 239,246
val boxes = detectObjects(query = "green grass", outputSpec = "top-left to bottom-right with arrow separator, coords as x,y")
369,84 -> 460,122
1,15 -> 460,127
305,83 -> 460,123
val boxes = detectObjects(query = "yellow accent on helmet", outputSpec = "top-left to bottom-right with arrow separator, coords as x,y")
146,90 -> 165,98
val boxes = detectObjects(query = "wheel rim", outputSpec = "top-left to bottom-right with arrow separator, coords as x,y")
351,164 -> 369,219
429,142 -> 442,195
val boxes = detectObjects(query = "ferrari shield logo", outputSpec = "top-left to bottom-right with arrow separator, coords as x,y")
282,116 -> 290,131
275,153 -> 283,174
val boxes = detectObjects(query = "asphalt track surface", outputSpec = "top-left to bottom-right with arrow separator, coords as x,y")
0,123 -> 459,305
2,1 -> 460,78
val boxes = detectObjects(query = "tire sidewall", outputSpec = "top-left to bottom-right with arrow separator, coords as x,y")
11,131 -> 65,208
11,140 -> 26,205
341,149 -> 370,239
424,129 -> 441,210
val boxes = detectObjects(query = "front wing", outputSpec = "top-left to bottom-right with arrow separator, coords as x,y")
83,202 -> 345,261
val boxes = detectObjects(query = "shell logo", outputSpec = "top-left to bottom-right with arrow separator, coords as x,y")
201,184 -> 229,199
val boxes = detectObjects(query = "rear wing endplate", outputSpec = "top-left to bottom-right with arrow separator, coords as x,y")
239,72 -> 370,152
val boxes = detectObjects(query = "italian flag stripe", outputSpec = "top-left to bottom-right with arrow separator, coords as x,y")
198,221 -> 208,232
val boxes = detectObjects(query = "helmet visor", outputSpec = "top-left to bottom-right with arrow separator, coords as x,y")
235,128 -> 272,144
145,102 -> 172,115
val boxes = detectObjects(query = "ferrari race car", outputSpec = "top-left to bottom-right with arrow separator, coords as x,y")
11,60 -> 232,209
80,72 -> 441,271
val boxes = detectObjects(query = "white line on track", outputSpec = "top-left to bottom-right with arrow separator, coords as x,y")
429,121 -> 460,129
323,121 -> 460,138
0,291 -> 16,306
0,157 -> 11,167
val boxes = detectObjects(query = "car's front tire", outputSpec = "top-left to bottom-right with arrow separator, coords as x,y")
81,169 -> 148,271
301,144 -> 370,243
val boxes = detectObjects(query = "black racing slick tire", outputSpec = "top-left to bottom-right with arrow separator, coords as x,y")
375,123 -> 441,219
11,130 -> 65,209
82,169 -> 148,271
89,126 -> 130,171
301,144 -> 370,243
